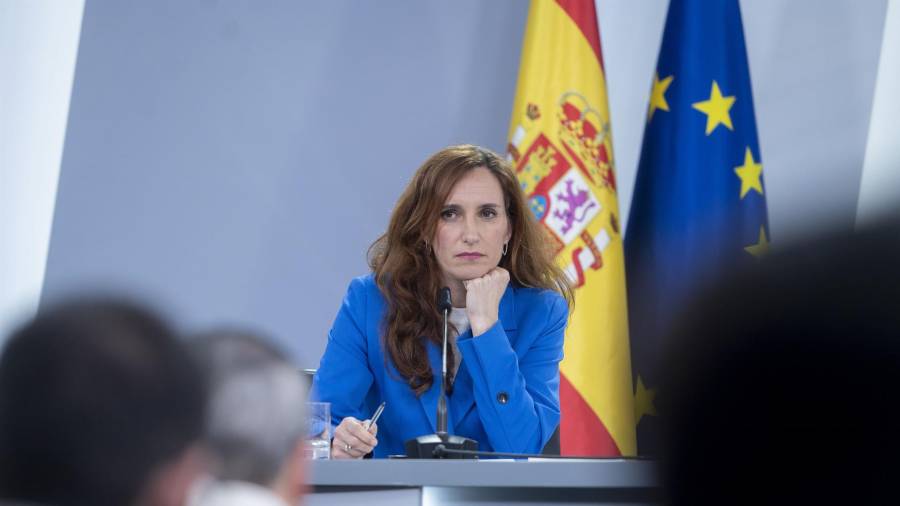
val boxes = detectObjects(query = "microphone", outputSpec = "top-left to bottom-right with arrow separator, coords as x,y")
437,286 -> 453,311
404,287 -> 478,458
436,287 -> 452,432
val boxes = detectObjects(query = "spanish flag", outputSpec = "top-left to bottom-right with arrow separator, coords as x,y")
507,0 -> 635,456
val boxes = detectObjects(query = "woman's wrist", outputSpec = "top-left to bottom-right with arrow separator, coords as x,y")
470,317 -> 497,336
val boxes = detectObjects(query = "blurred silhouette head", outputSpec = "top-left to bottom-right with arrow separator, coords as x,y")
659,221 -> 900,506
0,299 -> 206,506
190,331 -> 307,505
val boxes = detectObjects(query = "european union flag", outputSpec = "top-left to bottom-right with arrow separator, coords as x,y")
624,0 -> 769,454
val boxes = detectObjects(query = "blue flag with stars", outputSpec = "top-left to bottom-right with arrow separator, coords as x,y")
624,0 -> 769,454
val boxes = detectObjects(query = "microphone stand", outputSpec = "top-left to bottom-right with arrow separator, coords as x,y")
404,287 -> 478,458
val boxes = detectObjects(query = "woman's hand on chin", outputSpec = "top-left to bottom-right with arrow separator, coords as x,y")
463,267 -> 510,336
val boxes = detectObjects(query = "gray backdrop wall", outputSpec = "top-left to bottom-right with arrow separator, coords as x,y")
42,0 -> 887,366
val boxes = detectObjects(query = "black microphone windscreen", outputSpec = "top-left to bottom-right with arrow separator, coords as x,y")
437,287 -> 453,312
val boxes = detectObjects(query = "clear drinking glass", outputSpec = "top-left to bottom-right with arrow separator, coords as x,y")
304,401 -> 331,460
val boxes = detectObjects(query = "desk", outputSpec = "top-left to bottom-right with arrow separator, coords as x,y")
308,459 -> 661,506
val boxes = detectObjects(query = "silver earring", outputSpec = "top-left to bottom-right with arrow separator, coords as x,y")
502,242 -> 509,256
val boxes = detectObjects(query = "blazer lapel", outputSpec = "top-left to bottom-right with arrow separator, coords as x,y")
499,284 -> 517,335
448,284 -> 519,430
449,358 -> 474,430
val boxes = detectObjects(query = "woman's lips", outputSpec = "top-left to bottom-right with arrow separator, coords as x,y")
456,253 -> 484,260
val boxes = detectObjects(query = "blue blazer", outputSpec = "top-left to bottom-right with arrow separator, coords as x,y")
311,274 -> 567,457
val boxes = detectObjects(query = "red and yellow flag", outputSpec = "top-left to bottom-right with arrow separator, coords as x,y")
507,0 -> 635,456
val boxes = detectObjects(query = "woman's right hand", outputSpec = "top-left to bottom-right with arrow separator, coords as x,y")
464,267 -> 510,336
331,416 -> 378,459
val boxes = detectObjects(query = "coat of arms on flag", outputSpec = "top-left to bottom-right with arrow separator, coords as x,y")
509,92 -> 618,288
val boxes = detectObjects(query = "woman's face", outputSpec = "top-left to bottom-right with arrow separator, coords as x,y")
432,166 -> 512,290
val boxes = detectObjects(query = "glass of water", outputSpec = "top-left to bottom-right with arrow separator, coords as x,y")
304,402 -> 331,460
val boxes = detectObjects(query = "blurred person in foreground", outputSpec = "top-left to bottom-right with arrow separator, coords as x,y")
312,144 -> 573,458
0,300 -> 207,506
658,220 -> 900,506
188,331 -> 307,506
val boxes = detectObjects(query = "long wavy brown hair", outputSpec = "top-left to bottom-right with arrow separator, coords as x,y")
368,145 -> 573,396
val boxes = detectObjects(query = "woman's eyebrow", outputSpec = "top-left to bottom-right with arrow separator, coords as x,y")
442,202 -> 502,208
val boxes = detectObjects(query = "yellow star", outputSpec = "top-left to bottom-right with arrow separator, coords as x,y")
648,73 -> 674,122
692,81 -> 736,135
744,226 -> 770,258
734,147 -> 764,199
634,375 -> 657,426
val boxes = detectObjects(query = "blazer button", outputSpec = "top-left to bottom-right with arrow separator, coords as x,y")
497,391 -> 509,404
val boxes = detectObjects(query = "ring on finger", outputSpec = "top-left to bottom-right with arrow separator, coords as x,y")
345,442 -> 352,452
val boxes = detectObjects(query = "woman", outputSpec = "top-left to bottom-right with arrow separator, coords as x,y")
312,145 -> 573,458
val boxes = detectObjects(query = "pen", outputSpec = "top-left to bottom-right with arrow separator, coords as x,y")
365,401 -> 386,431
